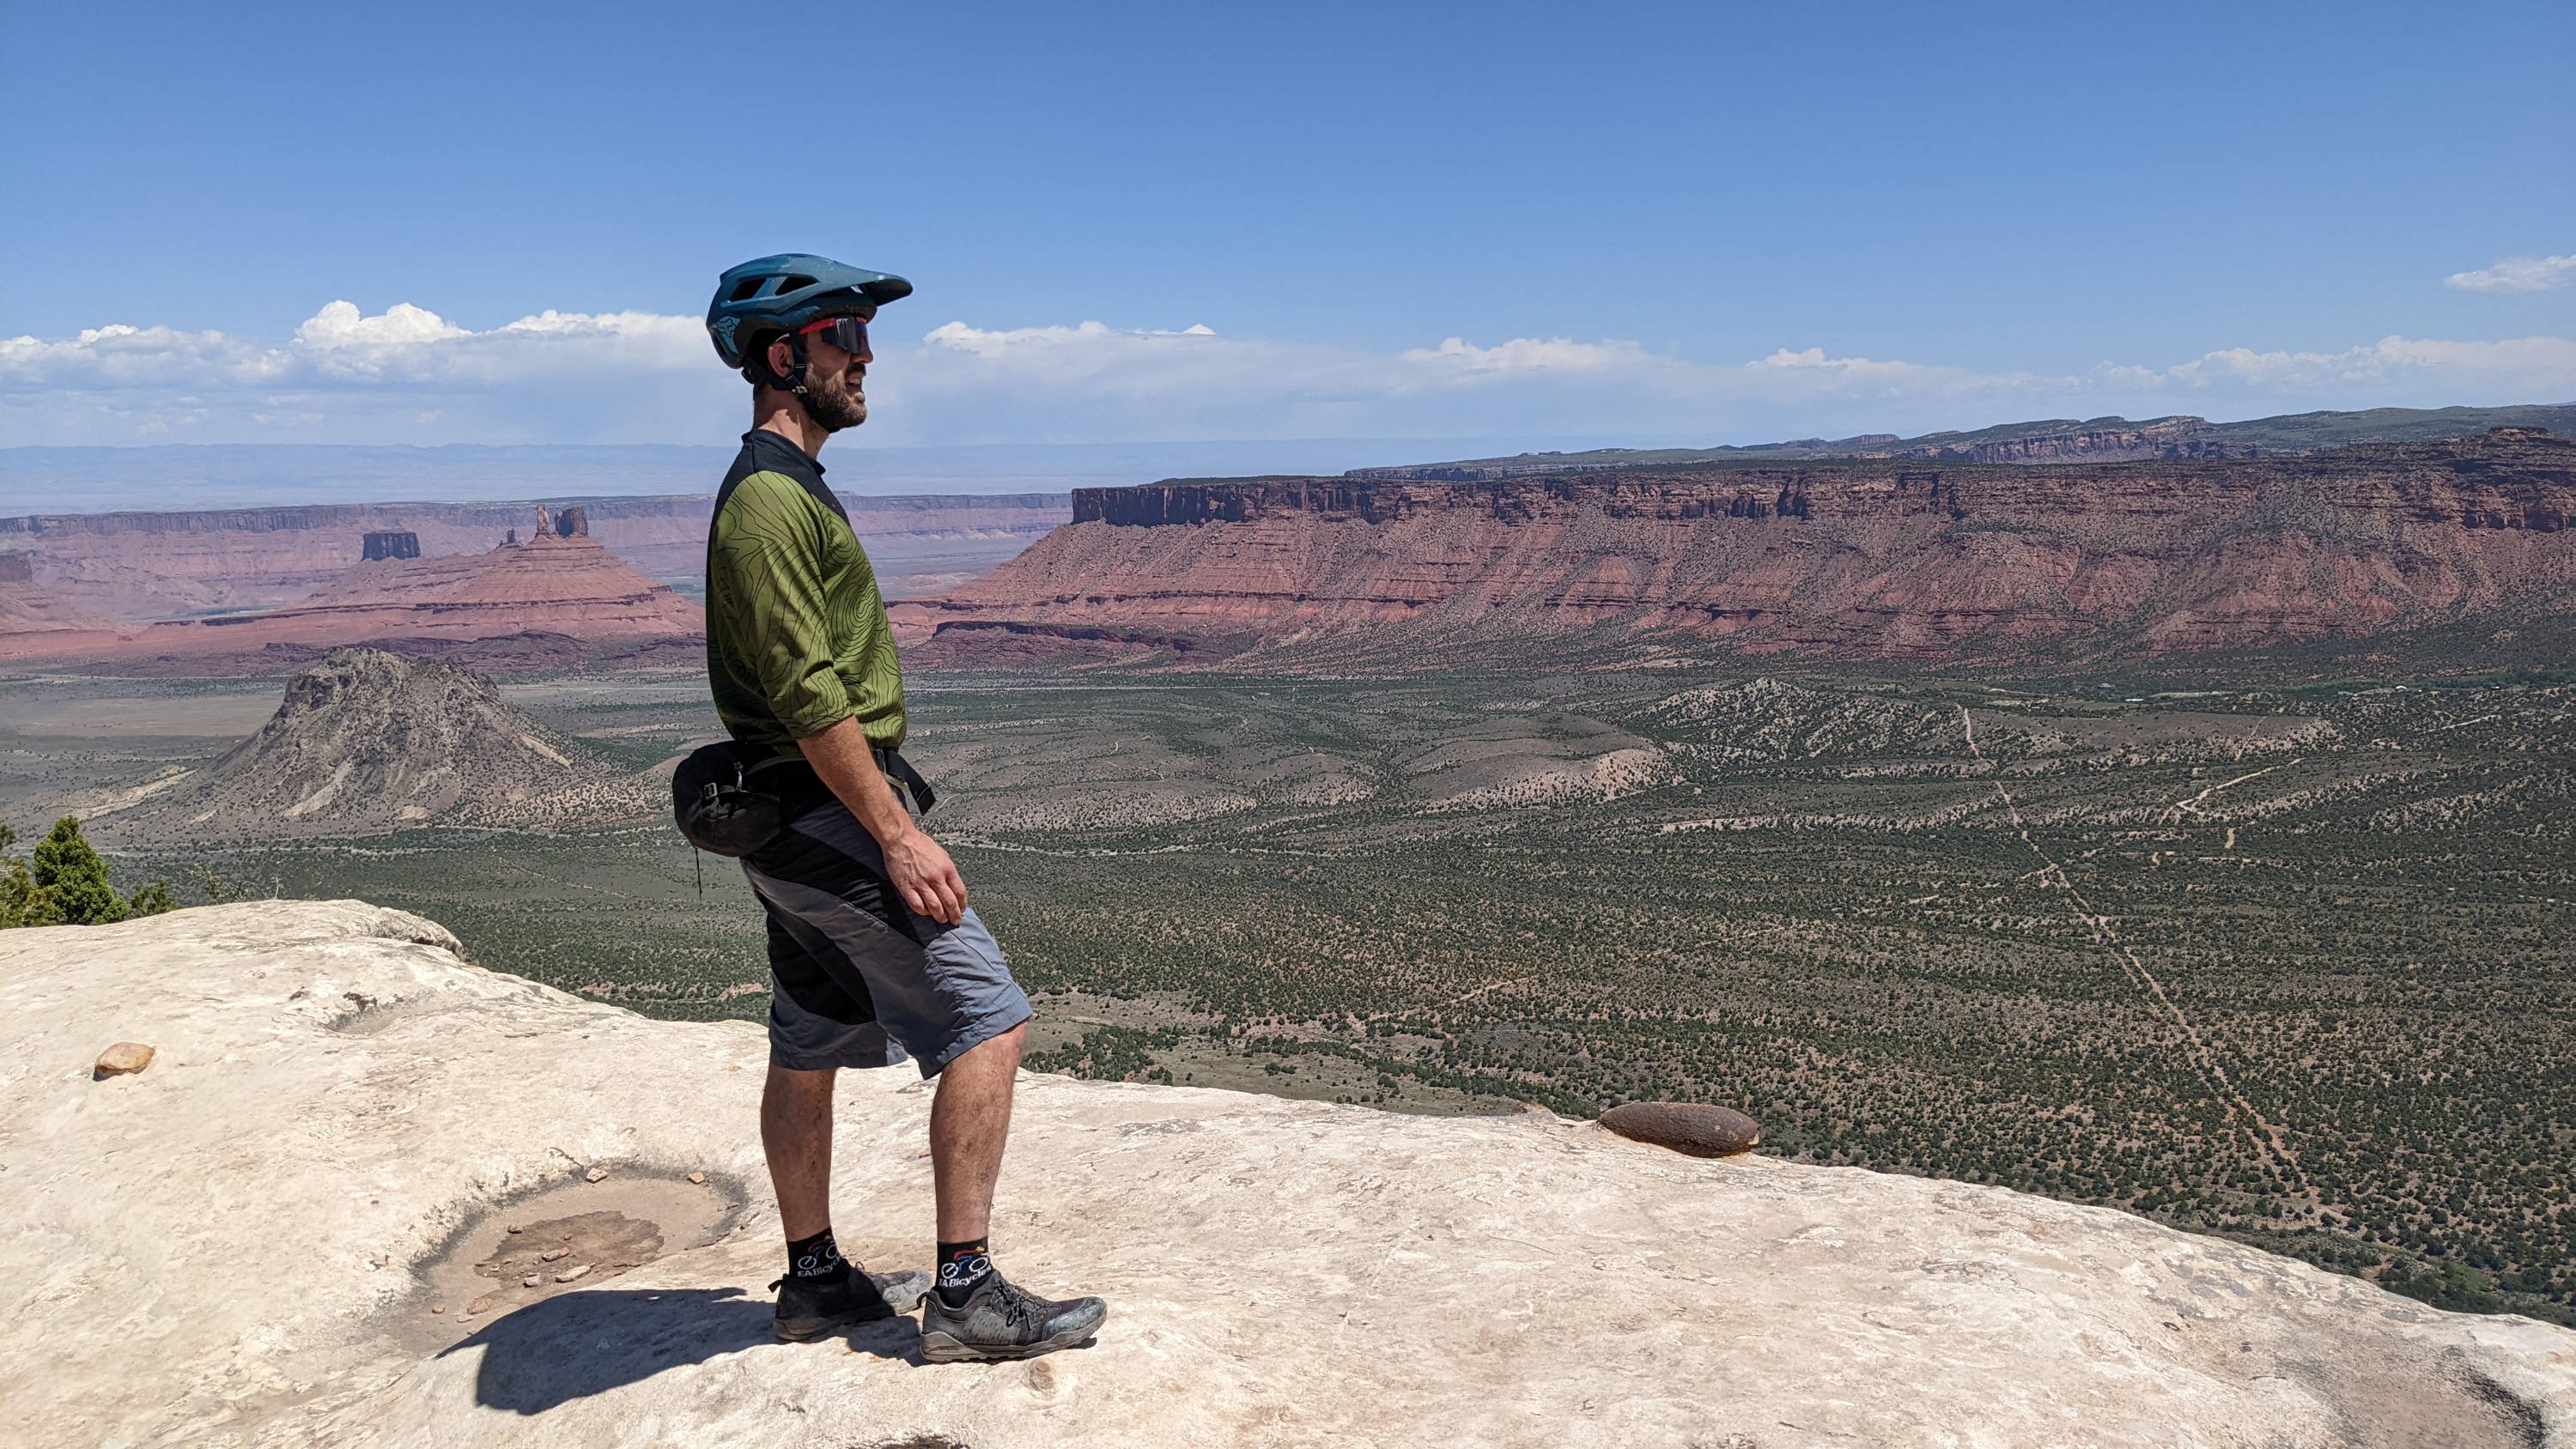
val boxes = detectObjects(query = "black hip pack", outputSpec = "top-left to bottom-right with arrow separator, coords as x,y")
671,739 -> 937,858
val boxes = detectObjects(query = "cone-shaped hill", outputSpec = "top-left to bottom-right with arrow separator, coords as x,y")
123,647 -> 659,838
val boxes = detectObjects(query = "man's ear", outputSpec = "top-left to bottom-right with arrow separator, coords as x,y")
768,336 -> 797,376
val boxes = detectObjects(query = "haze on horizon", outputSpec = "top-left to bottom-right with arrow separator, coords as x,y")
3,0 -> 2570,472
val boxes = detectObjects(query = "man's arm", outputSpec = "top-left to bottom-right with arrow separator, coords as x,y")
714,479 -> 969,925
797,716 -> 968,925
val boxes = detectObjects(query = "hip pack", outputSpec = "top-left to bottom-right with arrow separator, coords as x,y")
671,739 -> 936,858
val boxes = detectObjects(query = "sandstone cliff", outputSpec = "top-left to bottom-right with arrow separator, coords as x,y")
0,492 -> 1070,621
4,901 -> 2570,1446
0,551 -> 112,635
1349,403 -> 2576,480
6,522 -> 707,671
894,428 -> 2576,666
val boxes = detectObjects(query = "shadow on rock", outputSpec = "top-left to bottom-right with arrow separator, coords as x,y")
438,1287 -> 924,1414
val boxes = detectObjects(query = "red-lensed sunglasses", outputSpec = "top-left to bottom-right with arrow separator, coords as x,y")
795,314 -> 870,355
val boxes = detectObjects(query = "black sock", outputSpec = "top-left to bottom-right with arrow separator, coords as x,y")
934,1238 -> 993,1307
786,1228 -> 851,1284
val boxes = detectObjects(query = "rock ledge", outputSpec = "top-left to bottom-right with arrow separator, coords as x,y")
3,901 -> 2570,1447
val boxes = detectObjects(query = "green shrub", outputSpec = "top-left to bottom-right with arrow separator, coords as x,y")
0,825 -> 41,928
32,817 -> 127,925
0,817 -> 178,928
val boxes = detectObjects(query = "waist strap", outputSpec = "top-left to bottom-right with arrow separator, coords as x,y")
872,746 -> 939,814
756,743 -> 939,816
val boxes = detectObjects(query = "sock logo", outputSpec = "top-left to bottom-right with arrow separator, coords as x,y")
787,1229 -> 848,1281
938,1252 -> 990,1287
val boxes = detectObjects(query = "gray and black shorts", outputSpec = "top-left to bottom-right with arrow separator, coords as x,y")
740,798 -> 1031,1076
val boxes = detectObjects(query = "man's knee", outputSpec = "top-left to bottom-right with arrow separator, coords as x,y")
765,1063 -> 838,1105
981,1019 -> 1029,1070
945,1019 -> 1027,1077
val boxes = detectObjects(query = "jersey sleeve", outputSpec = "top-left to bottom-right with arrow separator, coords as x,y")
711,474 -> 853,739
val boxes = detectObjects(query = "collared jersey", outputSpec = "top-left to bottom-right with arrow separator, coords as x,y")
704,429 -> 907,753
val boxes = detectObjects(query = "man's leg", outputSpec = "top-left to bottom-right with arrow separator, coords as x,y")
759,1061 -> 929,1340
762,1064 -> 837,1241
917,1015 -> 1102,1361
740,795 -> 1101,1361
929,1021 -> 1027,1240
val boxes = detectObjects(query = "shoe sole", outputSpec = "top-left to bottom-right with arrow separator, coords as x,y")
775,1276 -> 932,1343
775,1302 -> 900,1343
918,1308 -> 1109,1363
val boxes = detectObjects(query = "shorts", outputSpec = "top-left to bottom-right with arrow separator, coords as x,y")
741,797 -> 1032,1077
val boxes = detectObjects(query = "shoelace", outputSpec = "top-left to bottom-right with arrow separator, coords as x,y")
975,1276 -> 1048,1337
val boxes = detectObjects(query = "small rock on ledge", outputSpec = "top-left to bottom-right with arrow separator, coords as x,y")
92,1043 -> 156,1080
1600,1100 -> 1762,1157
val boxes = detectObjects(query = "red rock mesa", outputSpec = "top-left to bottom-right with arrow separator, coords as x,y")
891,429 -> 2576,666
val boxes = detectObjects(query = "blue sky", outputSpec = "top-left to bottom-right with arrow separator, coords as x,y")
3,0 -> 2569,452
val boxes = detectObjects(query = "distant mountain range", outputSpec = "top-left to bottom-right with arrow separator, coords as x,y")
1344,404 -> 2576,481
0,435 -> 1697,515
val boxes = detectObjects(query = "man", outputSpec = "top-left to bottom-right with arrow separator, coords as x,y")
701,253 -> 1106,1361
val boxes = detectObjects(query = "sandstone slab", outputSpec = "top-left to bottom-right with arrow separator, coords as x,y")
2,902 -> 2571,1447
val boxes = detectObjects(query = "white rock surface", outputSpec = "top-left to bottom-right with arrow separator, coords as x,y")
3,901 -> 2571,1447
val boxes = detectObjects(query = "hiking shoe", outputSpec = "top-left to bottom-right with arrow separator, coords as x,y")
769,1268 -> 932,1343
917,1273 -> 1108,1362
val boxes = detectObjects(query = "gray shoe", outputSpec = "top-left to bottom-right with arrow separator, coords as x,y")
770,1268 -> 932,1343
917,1272 -> 1108,1362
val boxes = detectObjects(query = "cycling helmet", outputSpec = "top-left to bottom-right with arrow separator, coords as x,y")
707,253 -> 913,388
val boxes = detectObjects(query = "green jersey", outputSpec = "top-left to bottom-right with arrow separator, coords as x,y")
704,429 -> 907,753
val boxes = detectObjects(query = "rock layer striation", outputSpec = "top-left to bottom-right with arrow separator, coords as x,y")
894,429 -> 2576,664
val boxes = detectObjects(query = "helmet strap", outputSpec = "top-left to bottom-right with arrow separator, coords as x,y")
746,331 -> 814,394
781,332 -> 813,395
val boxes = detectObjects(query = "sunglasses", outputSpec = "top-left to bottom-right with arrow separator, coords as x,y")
795,314 -> 871,355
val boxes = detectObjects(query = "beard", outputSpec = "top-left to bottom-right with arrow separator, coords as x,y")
800,368 -> 869,433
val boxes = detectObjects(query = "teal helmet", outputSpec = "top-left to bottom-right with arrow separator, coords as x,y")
707,253 -> 912,386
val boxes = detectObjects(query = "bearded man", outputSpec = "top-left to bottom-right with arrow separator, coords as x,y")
696,253 -> 1105,1361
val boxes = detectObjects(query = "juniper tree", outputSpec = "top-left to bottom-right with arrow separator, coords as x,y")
32,817 -> 126,925
0,824 -> 44,929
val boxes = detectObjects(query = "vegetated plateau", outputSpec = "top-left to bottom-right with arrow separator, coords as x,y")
9,646 -> 2568,1328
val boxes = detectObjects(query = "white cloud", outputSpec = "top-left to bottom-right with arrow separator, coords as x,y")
293,300 -> 466,349
1401,336 -> 1656,374
2445,253 -> 2576,294
3,301 -> 722,440
5,299 -> 2572,447
2097,334 -> 2576,393
0,323 -> 291,389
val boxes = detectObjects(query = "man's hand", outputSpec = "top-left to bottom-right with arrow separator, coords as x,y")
880,825 -> 968,926
793,716 -> 968,925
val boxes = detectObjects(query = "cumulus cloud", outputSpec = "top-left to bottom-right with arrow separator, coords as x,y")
2444,253 -> 2576,294
5,299 -> 2573,447
293,300 -> 466,349
3,300 -> 722,441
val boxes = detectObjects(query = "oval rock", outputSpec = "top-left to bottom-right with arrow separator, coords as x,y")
1600,1101 -> 1762,1158
93,1043 -> 156,1079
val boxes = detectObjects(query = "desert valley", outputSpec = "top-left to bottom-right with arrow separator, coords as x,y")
4,406 -> 2576,1318
5,404 -> 2572,1359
